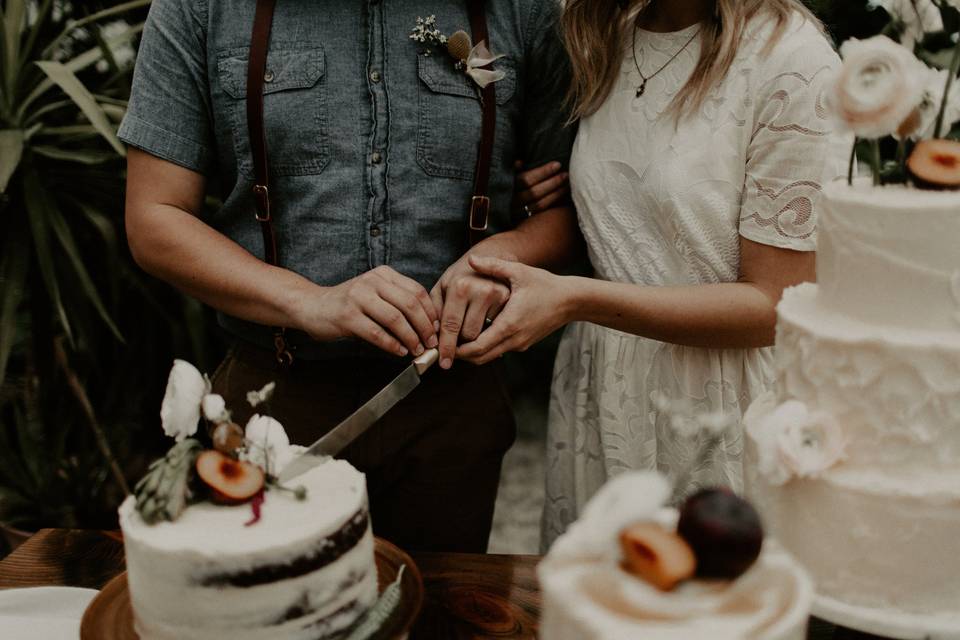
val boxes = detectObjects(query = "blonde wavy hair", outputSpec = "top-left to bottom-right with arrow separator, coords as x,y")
562,0 -> 823,120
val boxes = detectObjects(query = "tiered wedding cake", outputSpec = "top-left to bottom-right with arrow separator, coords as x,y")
120,459 -> 376,640
744,180 -> 960,637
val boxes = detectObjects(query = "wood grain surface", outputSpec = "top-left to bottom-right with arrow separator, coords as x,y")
0,529 -> 889,640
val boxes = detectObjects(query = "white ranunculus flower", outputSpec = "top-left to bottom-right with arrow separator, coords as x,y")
201,393 -> 229,424
159,360 -> 209,442
748,398 -> 846,485
830,36 -> 929,138
243,414 -> 293,473
905,67 -> 960,140
874,0 -> 944,49
246,381 -> 276,408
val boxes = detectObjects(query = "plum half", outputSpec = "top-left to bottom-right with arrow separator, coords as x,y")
907,139 -> 960,190
677,488 -> 764,580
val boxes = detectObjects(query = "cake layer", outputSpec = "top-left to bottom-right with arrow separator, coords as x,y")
776,284 -> 960,473
119,459 -> 377,640
746,462 -> 960,618
817,180 -> 960,332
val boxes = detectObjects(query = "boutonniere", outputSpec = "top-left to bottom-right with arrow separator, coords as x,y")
410,15 -> 506,90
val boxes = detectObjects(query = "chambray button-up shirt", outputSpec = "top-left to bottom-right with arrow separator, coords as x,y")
119,0 -> 575,359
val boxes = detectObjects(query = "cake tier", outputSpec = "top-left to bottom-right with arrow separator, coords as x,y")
539,505 -> 813,640
776,284 -> 960,473
817,180 -> 960,332
119,459 -> 377,640
746,462 -> 960,622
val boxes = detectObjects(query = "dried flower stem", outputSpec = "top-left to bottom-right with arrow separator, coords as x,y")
54,338 -> 131,496
934,39 -> 960,138
847,139 -> 857,186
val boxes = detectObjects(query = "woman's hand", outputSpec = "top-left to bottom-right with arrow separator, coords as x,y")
513,160 -> 570,217
456,255 -> 576,365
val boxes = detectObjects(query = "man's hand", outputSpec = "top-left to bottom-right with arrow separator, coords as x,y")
431,254 -> 511,369
297,266 -> 439,358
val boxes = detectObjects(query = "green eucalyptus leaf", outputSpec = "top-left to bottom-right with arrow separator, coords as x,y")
32,145 -> 115,165
19,21 -> 145,118
47,205 -> 123,341
22,168 -> 72,343
34,60 -> 125,156
0,129 -> 24,193
0,236 -> 27,390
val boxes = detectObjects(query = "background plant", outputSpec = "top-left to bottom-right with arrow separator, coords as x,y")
0,0 -> 221,544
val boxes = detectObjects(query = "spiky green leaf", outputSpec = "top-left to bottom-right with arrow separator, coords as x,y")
0,129 -> 23,193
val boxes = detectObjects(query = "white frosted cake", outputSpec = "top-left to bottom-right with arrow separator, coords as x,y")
538,473 -> 813,640
119,459 -> 377,640
744,180 -> 960,637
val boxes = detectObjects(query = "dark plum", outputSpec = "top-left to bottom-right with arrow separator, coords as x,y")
677,488 -> 764,580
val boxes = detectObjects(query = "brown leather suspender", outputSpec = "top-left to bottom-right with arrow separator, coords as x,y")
466,0 -> 496,247
246,0 -> 497,363
247,0 -> 293,366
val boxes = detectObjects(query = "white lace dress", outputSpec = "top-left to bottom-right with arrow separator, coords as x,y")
542,16 -> 850,550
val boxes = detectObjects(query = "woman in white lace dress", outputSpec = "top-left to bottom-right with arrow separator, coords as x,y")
457,0 -> 850,549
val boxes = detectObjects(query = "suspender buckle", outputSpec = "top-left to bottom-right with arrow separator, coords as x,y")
469,195 -> 490,232
253,184 -> 271,222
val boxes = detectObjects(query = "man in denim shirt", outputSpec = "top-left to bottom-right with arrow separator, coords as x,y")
122,0 -> 578,552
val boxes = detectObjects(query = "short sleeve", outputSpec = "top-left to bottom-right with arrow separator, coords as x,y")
117,0 -> 214,174
520,0 -> 577,170
738,20 -> 851,251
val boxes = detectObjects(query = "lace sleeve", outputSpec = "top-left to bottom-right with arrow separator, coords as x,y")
738,26 -> 850,251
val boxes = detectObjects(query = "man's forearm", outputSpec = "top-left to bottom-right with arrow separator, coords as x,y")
471,205 -> 583,270
128,202 -> 319,331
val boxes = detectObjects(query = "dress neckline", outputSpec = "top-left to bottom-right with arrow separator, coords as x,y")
635,22 -> 702,40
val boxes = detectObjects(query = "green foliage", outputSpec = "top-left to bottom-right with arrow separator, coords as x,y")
0,0 -> 222,537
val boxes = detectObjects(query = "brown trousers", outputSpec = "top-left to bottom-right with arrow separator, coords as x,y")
210,341 -> 516,553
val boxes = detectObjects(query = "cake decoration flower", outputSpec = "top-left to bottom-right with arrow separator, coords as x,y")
746,396 -> 847,485
828,36 -> 927,139
242,413 -> 296,474
201,393 -> 229,424
873,0 -> 944,50
160,359 -> 209,442
246,381 -> 276,408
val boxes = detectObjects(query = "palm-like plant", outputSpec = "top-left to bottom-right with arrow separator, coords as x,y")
0,0 -> 219,539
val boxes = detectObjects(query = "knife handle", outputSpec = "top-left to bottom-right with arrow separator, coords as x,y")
414,348 -> 440,375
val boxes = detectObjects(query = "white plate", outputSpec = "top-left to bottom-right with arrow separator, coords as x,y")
814,593 -> 960,640
0,586 -> 99,640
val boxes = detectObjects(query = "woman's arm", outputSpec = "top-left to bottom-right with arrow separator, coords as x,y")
457,237 -> 814,364
126,149 -> 439,357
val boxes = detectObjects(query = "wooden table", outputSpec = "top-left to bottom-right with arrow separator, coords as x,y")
0,529 -> 884,639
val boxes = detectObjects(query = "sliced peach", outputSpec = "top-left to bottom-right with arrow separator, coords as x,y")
907,139 -> 960,190
195,450 -> 264,505
620,522 -> 697,591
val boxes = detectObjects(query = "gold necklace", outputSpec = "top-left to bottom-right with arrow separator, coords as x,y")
631,22 -> 702,98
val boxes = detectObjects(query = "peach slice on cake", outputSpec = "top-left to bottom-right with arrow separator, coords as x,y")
196,450 -> 265,505
907,139 -> 960,190
619,522 -> 697,591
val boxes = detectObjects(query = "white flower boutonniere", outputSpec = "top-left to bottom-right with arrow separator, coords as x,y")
410,15 -> 506,90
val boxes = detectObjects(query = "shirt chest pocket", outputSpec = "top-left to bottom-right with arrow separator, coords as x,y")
416,53 -> 516,181
217,44 -> 329,177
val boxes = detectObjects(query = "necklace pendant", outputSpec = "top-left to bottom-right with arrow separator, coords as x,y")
636,80 -> 646,98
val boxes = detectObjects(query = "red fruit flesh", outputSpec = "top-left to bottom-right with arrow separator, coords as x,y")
195,450 -> 265,505
907,139 -> 960,190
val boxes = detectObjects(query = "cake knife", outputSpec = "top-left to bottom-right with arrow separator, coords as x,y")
277,348 -> 440,483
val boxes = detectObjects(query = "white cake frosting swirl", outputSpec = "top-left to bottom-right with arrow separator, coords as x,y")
119,459 -> 377,640
538,473 -> 813,640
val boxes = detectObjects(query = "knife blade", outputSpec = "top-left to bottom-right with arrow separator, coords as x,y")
277,348 -> 440,483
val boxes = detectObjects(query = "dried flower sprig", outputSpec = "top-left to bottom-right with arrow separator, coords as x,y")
409,15 -> 447,47
134,439 -> 203,524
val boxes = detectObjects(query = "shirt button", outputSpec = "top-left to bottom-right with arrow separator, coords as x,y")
370,226 -> 382,237
263,70 -> 275,83
371,151 -> 383,164
370,70 -> 382,83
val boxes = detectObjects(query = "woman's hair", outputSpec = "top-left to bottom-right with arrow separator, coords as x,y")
561,0 -> 823,121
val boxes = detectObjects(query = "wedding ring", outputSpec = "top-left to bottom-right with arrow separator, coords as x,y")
523,204 -> 533,216
484,317 -> 494,327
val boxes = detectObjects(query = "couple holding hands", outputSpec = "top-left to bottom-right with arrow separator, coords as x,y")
121,0 -> 848,554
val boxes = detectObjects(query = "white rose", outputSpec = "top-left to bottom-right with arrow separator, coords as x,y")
874,0 -> 944,49
830,36 -> 928,138
201,393 -> 229,423
159,360 -> 209,442
776,404 -> 847,480
243,414 -> 293,473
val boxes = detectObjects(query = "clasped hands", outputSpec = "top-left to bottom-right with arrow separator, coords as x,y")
299,161 -> 572,367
